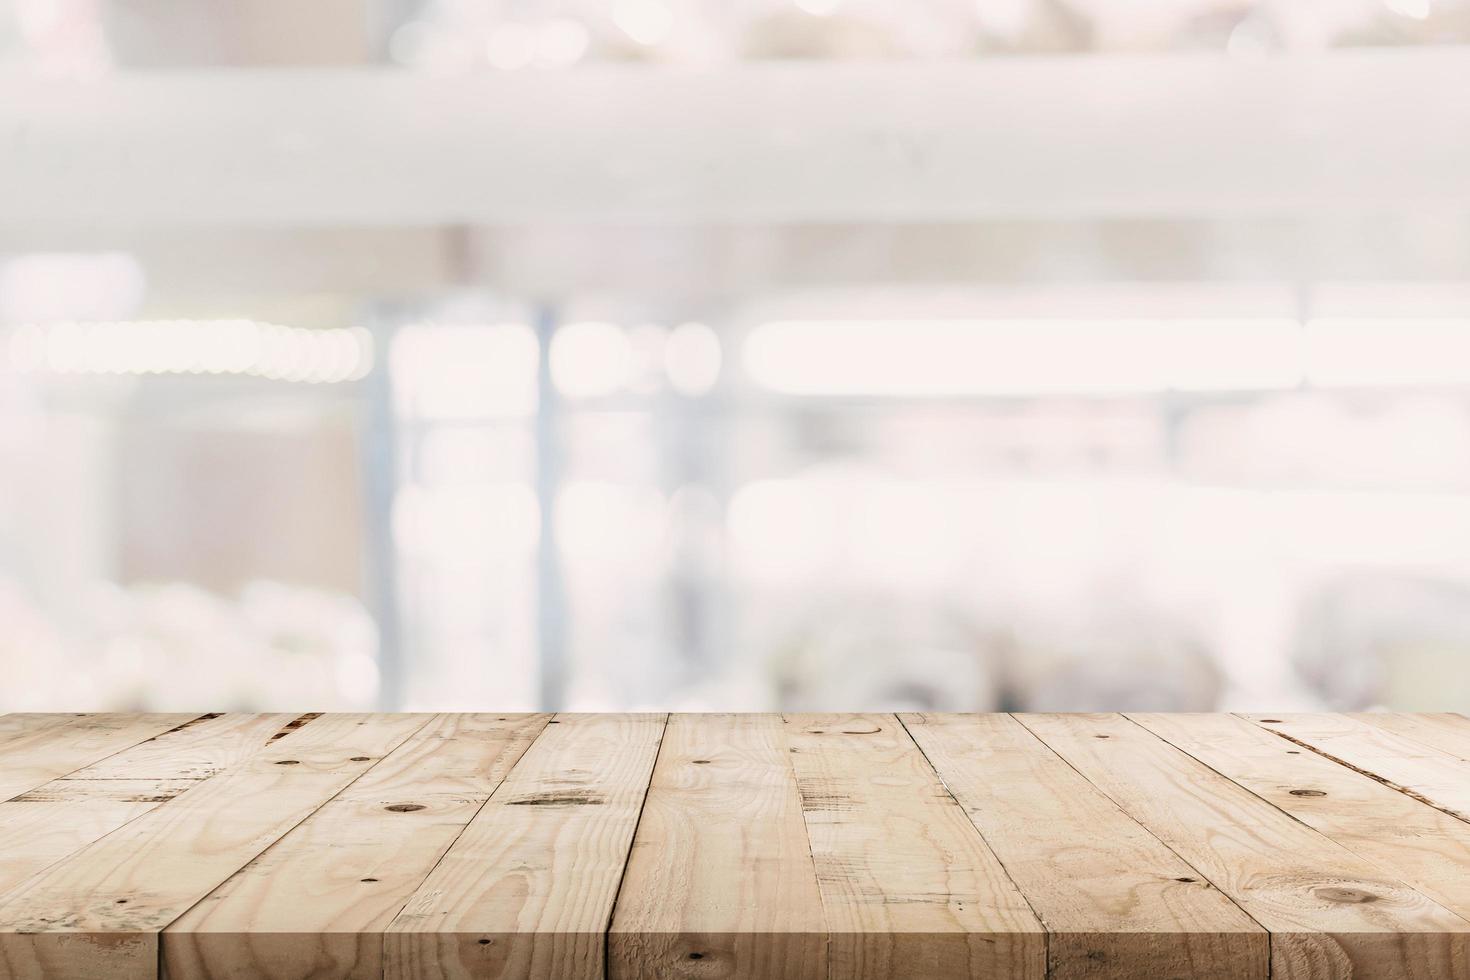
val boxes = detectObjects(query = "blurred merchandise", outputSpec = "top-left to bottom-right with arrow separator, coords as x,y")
3,1 -> 1470,713
0,576 -> 378,710
1295,573 -> 1470,711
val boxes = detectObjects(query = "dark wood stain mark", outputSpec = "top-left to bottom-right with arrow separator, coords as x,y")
268,712 -> 323,743
796,777 -> 855,813
1316,886 -> 1379,904
505,791 -> 604,807
143,713 -> 224,742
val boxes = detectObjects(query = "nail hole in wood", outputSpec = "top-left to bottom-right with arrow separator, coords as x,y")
361,878 -> 378,883
688,952 -> 704,960
385,803 -> 426,812
115,899 -> 128,904
478,939 -> 492,945
275,760 -> 299,765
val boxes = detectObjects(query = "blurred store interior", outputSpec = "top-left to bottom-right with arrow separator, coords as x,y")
4,0 -> 1470,712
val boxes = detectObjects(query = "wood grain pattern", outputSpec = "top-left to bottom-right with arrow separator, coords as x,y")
1,712 -> 1468,980
1135,712 -> 1470,925
1247,713 -> 1470,822
784,713 -> 1045,980
1020,713 -> 1470,980
0,713 -> 295,901
1348,713 -> 1470,764
0,713 -> 430,980
608,713 -> 825,980
902,712 -> 1267,980
0,714 -> 88,747
0,713 -> 197,803
384,713 -> 667,980
163,713 -> 549,980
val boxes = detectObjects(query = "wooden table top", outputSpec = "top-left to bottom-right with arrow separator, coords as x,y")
0,713 -> 1468,979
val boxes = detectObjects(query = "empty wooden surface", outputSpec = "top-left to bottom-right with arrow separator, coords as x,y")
0,712 -> 1467,979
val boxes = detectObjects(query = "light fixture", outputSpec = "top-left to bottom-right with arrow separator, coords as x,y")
742,318 -> 1303,396
6,319 -> 372,383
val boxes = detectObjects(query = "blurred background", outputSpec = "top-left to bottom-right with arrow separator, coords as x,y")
3,0 -> 1470,713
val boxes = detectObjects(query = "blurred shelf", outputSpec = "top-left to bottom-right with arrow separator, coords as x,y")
3,51 -> 1470,226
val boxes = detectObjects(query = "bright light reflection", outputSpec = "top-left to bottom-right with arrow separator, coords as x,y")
550,321 -> 632,399
743,318 -> 1303,396
556,481 -> 666,568
664,322 -> 722,396
7,319 -> 371,383
393,483 -> 540,561
613,0 -> 674,45
391,323 -> 537,418
1305,318 -> 1470,388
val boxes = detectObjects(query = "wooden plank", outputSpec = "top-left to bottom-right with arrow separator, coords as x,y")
0,713 -> 198,803
1019,713 -> 1470,980
782,713 -> 1044,980
0,713 -> 295,901
1135,712 -> 1470,925
384,713 -> 666,980
901,713 -> 1266,980
163,713 -> 550,980
1348,713 -> 1470,764
1246,713 -> 1470,822
0,713 -> 431,980
64,712 -> 303,781
0,714 -> 87,746
608,713 -> 825,980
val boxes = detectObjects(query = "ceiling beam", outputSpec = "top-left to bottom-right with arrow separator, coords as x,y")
3,52 -> 1469,226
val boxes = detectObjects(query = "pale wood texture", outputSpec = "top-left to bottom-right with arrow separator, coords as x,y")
1135,712 -> 1470,925
164,714 -> 550,980
1348,713 -> 1470,764
384,713 -> 667,980
901,713 -> 1267,980
608,713 -> 825,980
0,713 -> 197,803
0,713 -> 430,980
1020,713 -> 1470,980
0,713 -> 296,901
1247,713 -> 1470,822
785,713 -> 1045,980
2,713 -> 1470,980
0,713 -> 89,746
